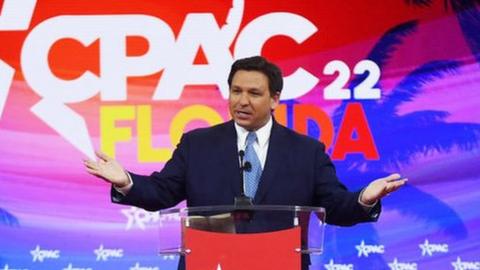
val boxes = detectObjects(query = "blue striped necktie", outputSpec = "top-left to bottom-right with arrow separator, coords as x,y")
244,132 -> 262,198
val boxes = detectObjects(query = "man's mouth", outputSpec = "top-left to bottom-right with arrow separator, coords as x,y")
235,110 -> 252,119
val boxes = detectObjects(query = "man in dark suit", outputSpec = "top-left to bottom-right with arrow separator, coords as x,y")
84,55 -> 406,268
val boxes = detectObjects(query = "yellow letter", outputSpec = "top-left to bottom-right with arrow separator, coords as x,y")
137,105 -> 172,163
170,105 -> 224,147
100,105 -> 135,158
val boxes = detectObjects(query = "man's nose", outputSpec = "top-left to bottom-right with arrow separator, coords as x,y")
239,93 -> 249,105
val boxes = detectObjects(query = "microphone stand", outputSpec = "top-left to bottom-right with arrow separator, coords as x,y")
234,150 -> 253,206
234,150 -> 254,221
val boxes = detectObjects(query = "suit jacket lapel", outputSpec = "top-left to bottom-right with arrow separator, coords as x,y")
254,120 -> 287,203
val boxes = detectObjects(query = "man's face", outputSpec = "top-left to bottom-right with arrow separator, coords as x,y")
228,70 -> 280,131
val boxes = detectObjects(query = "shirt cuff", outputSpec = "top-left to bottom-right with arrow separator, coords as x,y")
113,172 -> 133,196
358,188 -> 378,210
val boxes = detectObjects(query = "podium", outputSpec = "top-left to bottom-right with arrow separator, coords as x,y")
158,205 -> 325,270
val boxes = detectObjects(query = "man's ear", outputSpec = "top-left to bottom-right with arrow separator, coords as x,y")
270,91 -> 280,110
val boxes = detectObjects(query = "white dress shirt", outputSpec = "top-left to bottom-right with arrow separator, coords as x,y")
234,116 -> 273,169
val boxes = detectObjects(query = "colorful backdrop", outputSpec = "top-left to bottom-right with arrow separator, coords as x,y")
1,0 -> 479,269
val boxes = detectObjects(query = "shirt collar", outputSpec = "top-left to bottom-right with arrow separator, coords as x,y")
234,116 -> 272,148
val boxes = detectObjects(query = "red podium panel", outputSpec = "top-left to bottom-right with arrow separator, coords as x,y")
185,227 -> 301,270
158,205 -> 325,270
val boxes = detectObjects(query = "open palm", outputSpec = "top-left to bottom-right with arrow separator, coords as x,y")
84,151 -> 130,187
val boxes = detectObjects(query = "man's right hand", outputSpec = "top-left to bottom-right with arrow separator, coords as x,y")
84,151 -> 130,188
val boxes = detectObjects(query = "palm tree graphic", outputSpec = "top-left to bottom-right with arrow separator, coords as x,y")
0,208 -> 18,227
405,0 -> 480,65
302,20 -> 480,269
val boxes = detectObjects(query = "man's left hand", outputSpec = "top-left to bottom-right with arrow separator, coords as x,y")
360,173 -> 407,205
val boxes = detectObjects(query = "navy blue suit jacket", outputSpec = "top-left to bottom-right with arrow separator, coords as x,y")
112,120 -> 379,226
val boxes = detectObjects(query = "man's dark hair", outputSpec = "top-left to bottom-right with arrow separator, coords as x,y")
227,56 -> 283,96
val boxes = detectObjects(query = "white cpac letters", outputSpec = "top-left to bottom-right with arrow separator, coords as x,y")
21,15 -> 175,158
153,0 -> 244,100
155,4 -> 318,100
235,12 -> 318,99
22,15 -> 175,102
16,0 -> 319,157
0,0 -> 37,30
153,13 -> 237,100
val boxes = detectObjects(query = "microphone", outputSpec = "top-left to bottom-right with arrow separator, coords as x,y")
243,161 -> 252,172
239,150 -> 245,160
238,150 -> 251,171
234,150 -> 253,207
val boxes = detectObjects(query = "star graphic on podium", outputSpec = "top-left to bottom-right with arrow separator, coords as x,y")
450,257 -> 480,270
324,259 -> 336,270
94,244 -> 107,261
451,257 -> 463,270
419,239 -> 432,256
30,245 -> 43,262
355,240 -> 369,257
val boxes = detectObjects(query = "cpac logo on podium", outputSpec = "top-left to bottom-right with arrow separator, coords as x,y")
324,259 -> 354,270
129,263 -> 159,270
30,245 -> 60,262
355,240 -> 385,257
388,258 -> 417,270
121,206 -> 180,230
62,264 -> 92,270
451,257 -> 480,270
1,265 -> 28,270
419,239 -> 448,256
93,244 -> 124,261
